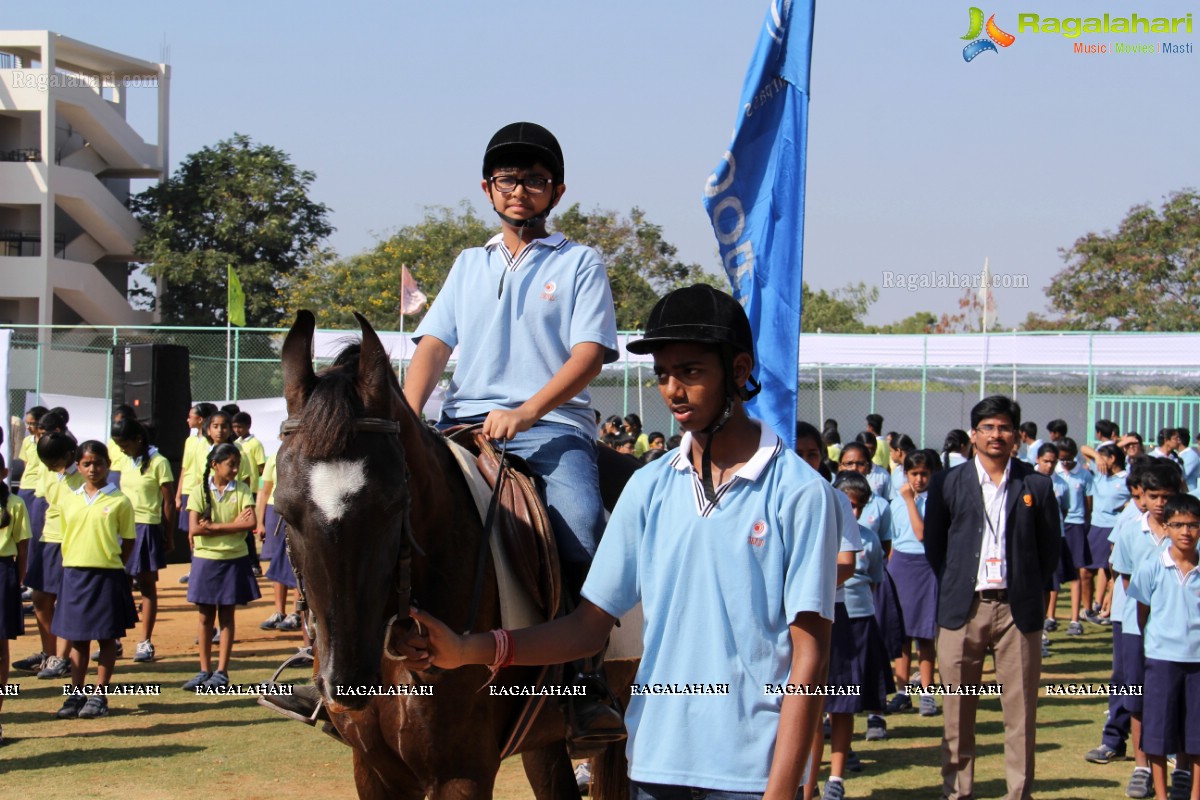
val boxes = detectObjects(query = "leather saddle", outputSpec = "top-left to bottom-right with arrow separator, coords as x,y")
445,425 -> 561,622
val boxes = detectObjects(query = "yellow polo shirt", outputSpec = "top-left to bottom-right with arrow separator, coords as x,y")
118,452 -> 175,524
39,466 -> 86,544
187,480 -> 255,560
60,484 -> 136,569
18,435 -> 44,491
0,494 -> 32,557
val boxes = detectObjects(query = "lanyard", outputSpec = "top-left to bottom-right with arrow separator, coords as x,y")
980,479 -> 1007,550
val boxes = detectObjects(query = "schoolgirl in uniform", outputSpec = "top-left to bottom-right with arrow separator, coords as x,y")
0,453 -> 33,743
112,418 -> 175,662
813,471 -> 895,800
183,443 -> 260,690
21,433 -> 83,680
105,403 -> 137,486
257,450 -> 292,629
1089,443 -> 1130,623
885,448 -> 942,716
175,403 -> 218,566
53,441 -> 137,719
15,406 -> 47,518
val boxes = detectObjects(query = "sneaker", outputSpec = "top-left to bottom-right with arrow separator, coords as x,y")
91,641 -> 123,660
182,671 -> 212,691
201,671 -> 230,690
1044,618 -> 1058,632
13,651 -> 47,671
865,713 -> 887,741
178,572 -> 189,584
1067,620 -> 1084,636
251,564 -> 263,578
20,586 -> 32,601
885,691 -> 912,714
1126,767 -> 1152,799
77,695 -> 109,719
1098,615 -> 1113,626
260,612 -> 285,630
37,655 -> 71,679
56,694 -> 87,719
822,778 -> 846,800
846,749 -> 864,772
1042,632 -> 1051,646
1084,743 -> 1125,764
574,762 -> 591,794
290,646 -> 314,668
277,613 -> 302,632
211,629 -> 221,644
1042,642 -> 1051,659
1170,768 -> 1192,800
1082,609 -> 1103,625
919,694 -> 939,716
133,640 -> 155,663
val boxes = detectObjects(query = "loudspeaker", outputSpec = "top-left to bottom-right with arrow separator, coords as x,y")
121,344 -> 191,463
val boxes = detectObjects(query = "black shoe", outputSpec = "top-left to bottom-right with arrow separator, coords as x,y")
56,695 -> 87,719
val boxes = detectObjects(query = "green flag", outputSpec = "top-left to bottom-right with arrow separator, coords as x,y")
227,265 -> 246,327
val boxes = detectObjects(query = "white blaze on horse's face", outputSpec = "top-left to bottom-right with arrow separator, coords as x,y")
307,459 -> 369,523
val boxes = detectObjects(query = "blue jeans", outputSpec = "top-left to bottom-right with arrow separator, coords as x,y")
439,416 -> 605,578
631,781 -> 778,800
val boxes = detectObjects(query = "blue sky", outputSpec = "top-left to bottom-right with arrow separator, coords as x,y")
12,1 -> 1198,327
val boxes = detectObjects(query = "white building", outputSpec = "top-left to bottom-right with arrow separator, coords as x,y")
0,31 -> 169,326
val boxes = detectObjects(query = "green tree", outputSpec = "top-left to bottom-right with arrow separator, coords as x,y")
1046,188 -> 1200,331
287,204 -> 493,329
801,282 -> 878,332
872,311 -> 938,334
552,204 -> 719,329
131,133 -> 333,327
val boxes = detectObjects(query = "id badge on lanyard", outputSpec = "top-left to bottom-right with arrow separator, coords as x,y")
982,488 -> 1005,584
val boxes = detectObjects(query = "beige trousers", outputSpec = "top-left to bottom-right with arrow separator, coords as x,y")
937,596 -> 1041,800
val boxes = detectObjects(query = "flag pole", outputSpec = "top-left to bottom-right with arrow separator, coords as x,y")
225,317 -> 231,403
399,264 -> 407,383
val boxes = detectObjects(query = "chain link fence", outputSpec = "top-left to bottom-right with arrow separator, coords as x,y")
8,325 -> 1200,454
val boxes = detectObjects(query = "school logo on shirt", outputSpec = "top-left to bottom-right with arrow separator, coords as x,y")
541,281 -> 557,301
748,519 -> 768,547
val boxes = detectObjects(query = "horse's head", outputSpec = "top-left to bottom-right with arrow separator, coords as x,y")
274,311 -> 412,711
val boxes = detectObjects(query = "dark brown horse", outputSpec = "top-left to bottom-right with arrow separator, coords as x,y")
275,310 -> 631,800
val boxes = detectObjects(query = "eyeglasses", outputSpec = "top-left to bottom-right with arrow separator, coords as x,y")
1166,521 -> 1200,531
841,460 -> 870,468
488,175 -> 553,195
975,424 -> 1015,435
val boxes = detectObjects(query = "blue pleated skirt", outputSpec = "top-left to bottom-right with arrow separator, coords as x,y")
887,550 -> 939,641
126,523 -> 168,575
827,609 -> 895,714
265,533 -> 298,589
260,504 -> 285,561
24,541 -> 63,595
0,557 -> 24,639
51,566 -> 138,641
187,556 -> 261,606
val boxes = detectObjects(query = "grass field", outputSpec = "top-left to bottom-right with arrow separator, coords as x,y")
2,565 -> 1137,799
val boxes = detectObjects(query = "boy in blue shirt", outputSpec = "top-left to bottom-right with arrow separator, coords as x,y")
1127,493 -> 1200,800
404,122 -> 619,600
1057,438 -> 1095,635
1109,460 -> 1182,799
410,285 -> 839,799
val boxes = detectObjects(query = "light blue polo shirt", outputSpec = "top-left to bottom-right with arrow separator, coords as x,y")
1106,503 -> 1144,622
890,463 -> 905,490
1050,473 -> 1069,517
414,232 -> 618,433
1179,447 -> 1200,492
1091,472 -> 1131,529
1058,464 -> 1094,525
1112,512 -> 1170,635
843,524 -> 883,619
834,490 -> 863,605
1127,547 -> 1200,663
867,465 -> 892,502
888,492 -> 928,555
860,494 -> 892,541
582,423 -> 839,792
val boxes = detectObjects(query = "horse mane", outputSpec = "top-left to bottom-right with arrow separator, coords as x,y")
293,342 -> 367,461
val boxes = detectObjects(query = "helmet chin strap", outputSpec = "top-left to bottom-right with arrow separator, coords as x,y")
698,398 -> 735,504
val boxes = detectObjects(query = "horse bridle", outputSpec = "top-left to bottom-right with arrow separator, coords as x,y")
278,416 -> 419,655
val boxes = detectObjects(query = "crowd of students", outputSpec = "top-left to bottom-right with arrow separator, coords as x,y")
0,402 -> 308,742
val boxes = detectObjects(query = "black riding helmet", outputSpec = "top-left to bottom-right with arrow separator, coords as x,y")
629,285 -> 761,502
482,122 -> 564,230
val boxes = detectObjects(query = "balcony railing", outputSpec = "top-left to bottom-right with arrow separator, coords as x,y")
0,230 -> 67,258
0,148 -> 41,162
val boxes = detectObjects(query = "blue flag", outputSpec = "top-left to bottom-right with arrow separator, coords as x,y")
703,0 -> 814,449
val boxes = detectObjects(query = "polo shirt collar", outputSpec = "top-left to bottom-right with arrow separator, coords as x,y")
74,482 -> 118,504
484,231 -> 568,252
669,422 -> 781,483
60,463 -> 79,479
131,446 -> 159,470
207,478 -> 236,500
1159,546 -> 1200,582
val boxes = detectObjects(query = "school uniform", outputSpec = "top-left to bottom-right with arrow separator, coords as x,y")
1059,463 -> 1095,572
16,433 -> 44,516
24,466 -> 85,595
581,423 -> 839,792
1098,503 -> 1143,752
1127,548 -> 1200,756
1088,471 -> 1130,570
828,492 -> 864,693
867,465 -> 892,502
946,452 -> 968,469
0,494 -> 32,640
186,480 -> 261,606
258,455 -> 284,561
1110,512 -> 1170,715
859,493 -> 892,539
828,524 -> 893,713
236,435 -> 266,488
51,484 -> 138,641
106,437 -> 129,485
262,457 -> 298,589
178,433 -> 204,534
118,449 -> 174,575
886,492 -> 938,640
1179,447 -> 1200,492
869,487 -> 905,658
1050,472 -> 1072,588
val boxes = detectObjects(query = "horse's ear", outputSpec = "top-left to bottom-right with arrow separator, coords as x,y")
353,311 -> 396,417
281,310 -> 317,418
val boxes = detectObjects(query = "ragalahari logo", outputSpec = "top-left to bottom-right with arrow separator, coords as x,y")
962,7 -> 1016,61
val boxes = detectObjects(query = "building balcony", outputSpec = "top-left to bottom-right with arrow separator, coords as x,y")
0,229 -> 66,257
0,148 -> 40,162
